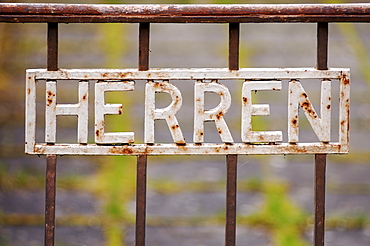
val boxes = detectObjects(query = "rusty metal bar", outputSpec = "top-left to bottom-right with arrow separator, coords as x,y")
45,22 -> 58,246
317,22 -> 328,70
314,154 -> 326,246
47,23 -> 58,71
136,155 -> 147,246
45,155 -> 56,246
0,4 -> 369,23
225,154 -> 237,246
136,20 -> 149,245
228,23 -> 239,70
139,23 -> 150,71
314,22 -> 328,246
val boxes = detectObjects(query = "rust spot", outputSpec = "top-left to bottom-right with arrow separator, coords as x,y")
177,145 -> 188,151
118,106 -> 123,115
301,93 -> 308,98
219,92 -> 224,96
47,91 -> 53,96
27,88 -> 31,95
342,74 -> 350,85
95,130 -> 100,137
218,130 -> 222,134
243,97 -> 248,104
153,82 -> 162,89
82,94 -> 87,100
301,101 -> 310,109
109,146 -> 134,155
223,145 -> 229,150
171,125 -> 179,130
119,72 -> 133,78
102,72 -> 108,77
292,119 -> 297,125
216,111 -> 224,120
326,105 -> 331,110
200,132 -> 204,136
47,98 -> 53,106
340,120 -> 346,126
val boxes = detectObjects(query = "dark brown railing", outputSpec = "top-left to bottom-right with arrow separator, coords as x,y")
1,3 -> 369,246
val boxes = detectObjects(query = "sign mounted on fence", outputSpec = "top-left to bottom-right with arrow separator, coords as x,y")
25,67 -> 350,156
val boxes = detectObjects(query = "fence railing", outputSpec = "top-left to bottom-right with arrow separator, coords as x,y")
1,3 -> 369,246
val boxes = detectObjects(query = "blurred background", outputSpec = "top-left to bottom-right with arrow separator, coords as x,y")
0,0 -> 369,245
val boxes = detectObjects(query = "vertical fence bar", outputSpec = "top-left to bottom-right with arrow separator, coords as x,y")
45,155 -> 57,246
314,154 -> 326,246
136,22 -> 150,246
47,23 -> 58,72
139,23 -> 150,71
317,22 -> 328,70
136,155 -> 148,246
45,22 -> 58,246
225,154 -> 237,246
228,23 -> 240,71
226,22 -> 239,246
315,22 -> 328,246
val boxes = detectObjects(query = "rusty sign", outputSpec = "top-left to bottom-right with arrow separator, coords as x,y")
25,67 -> 350,156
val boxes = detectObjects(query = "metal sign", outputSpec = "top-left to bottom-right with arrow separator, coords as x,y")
25,67 -> 350,156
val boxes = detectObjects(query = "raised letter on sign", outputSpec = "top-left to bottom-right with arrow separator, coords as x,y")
45,80 -> 89,144
242,81 -> 283,143
194,80 -> 233,143
288,80 -> 331,143
145,80 -> 185,144
95,81 -> 134,144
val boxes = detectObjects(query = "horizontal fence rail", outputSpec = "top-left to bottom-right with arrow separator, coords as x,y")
0,3 -> 370,23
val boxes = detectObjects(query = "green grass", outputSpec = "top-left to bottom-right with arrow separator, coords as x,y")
241,181 -> 309,246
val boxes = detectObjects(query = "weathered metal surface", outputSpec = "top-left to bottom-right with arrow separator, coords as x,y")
315,154 -> 326,246
45,23 -> 58,246
45,155 -> 56,246
29,143 -> 349,156
95,81 -> 135,144
139,23 -> 150,71
317,22 -> 328,70
136,155 -> 147,246
0,3 -> 369,23
26,67 -> 349,80
45,81 -> 89,144
145,80 -> 185,144
194,80 -> 233,143
225,154 -> 237,246
228,23 -> 239,70
47,23 -> 58,71
314,24 -> 328,246
242,81 -> 283,143
25,68 -> 350,156
288,80 -> 331,143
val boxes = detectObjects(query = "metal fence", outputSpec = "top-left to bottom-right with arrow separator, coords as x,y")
0,3 -> 370,246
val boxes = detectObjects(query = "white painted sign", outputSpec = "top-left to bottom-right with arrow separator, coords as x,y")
25,68 -> 350,155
